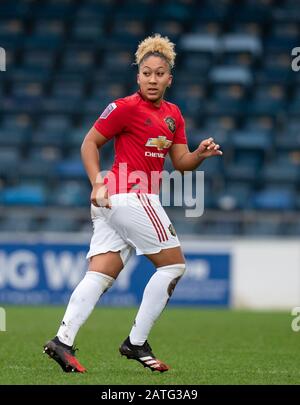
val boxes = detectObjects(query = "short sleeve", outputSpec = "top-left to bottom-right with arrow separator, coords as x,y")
93,100 -> 129,140
173,108 -> 187,145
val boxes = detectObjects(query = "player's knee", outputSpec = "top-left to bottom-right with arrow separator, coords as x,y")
157,263 -> 186,298
86,271 -> 115,291
157,263 -> 186,278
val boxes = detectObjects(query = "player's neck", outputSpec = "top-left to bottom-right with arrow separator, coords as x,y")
152,98 -> 163,107
138,90 -> 163,108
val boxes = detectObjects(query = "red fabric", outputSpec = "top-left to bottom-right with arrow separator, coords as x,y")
93,92 -> 187,195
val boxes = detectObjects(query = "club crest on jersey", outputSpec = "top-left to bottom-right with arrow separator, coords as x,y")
168,223 -> 177,237
164,116 -> 176,133
145,136 -> 172,151
100,102 -> 117,119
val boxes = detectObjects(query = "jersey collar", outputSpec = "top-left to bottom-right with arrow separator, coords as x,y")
137,90 -> 164,110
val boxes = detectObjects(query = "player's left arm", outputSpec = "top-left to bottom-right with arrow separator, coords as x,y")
169,137 -> 223,173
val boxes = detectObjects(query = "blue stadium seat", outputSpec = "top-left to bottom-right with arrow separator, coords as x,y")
71,20 -> 104,44
11,81 -> 43,98
51,81 -> 85,99
244,115 -> 275,132
203,116 -> 237,132
179,34 -> 219,53
22,50 -> 56,70
0,213 -> 38,232
231,130 -> 272,151
0,147 -> 21,175
180,53 -> 211,73
1,0 -> 300,235
249,84 -> 286,114
68,128 -> 86,148
28,146 -> 63,163
20,160 -> 57,181
6,66 -> 50,82
41,97 -> 81,114
56,159 -> 86,179
82,98 -> 108,115
0,19 -> 23,38
199,155 -> 223,180
261,163 -> 299,184
160,2 -> 193,22
49,181 -> 89,207
41,214 -> 79,232
0,1 -> 29,19
31,1 -> 76,20
113,0 -> 154,20
31,129 -> 66,148
221,34 -> 262,56
208,84 -> 247,115
227,2 -> 271,23
38,115 -> 72,132
201,221 -> 240,236
1,183 -> 47,206
102,51 -> 133,73
216,183 -> 252,210
209,66 -> 253,86
1,114 -> 32,131
285,220 -> 300,236
275,133 -> 300,150
76,1 -> 114,19
24,33 -> 62,50
243,220 -> 283,236
288,99 -> 300,115
225,163 -> 258,183
194,2 -> 227,23
0,129 -> 26,147
252,188 -> 295,210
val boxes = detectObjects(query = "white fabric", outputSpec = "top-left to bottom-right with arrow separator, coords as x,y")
86,193 -> 180,261
129,263 -> 186,346
57,271 -> 114,346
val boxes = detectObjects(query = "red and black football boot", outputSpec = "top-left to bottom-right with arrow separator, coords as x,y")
43,337 -> 86,373
119,337 -> 169,372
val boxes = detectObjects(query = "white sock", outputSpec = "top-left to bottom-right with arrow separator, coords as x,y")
129,263 -> 185,346
57,271 -> 114,346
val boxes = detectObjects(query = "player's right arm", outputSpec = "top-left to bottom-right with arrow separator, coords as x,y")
82,99 -> 130,207
81,126 -> 110,208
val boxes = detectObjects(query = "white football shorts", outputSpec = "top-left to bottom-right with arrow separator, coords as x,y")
86,193 -> 180,265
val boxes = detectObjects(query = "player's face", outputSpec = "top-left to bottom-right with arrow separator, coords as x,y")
137,56 -> 173,105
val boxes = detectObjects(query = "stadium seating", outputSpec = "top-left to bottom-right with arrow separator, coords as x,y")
0,0 -> 299,235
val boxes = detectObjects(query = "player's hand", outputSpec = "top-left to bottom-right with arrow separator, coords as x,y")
196,137 -> 223,158
91,182 -> 111,209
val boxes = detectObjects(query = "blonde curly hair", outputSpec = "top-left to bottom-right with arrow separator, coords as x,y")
135,33 -> 176,69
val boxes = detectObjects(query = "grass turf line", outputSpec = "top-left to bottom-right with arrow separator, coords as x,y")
0,307 -> 299,385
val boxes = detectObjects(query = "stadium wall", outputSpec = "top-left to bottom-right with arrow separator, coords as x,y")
0,235 -> 299,310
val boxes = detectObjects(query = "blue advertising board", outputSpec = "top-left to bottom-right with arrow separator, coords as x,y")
0,242 -> 230,306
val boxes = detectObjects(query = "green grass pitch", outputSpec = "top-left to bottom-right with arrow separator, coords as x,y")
0,307 -> 299,385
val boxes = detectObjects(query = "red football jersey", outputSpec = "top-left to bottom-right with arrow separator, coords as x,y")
93,91 -> 187,195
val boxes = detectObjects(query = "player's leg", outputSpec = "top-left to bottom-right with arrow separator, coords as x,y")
44,251 -> 124,373
110,193 -> 185,371
129,246 -> 185,344
120,246 -> 186,372
56,251 -> 123,347
44,208 -> 132,372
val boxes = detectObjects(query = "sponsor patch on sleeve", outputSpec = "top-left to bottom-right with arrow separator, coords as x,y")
100,102 -> 117,119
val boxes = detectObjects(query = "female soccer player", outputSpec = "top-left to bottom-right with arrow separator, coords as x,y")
44,34 -> 222,373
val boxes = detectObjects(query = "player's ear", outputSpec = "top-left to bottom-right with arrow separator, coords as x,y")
137,73 -> 140,86
168,74 -> 173,88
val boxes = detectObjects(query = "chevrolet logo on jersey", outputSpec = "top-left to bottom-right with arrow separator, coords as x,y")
145,136 -> 173,151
